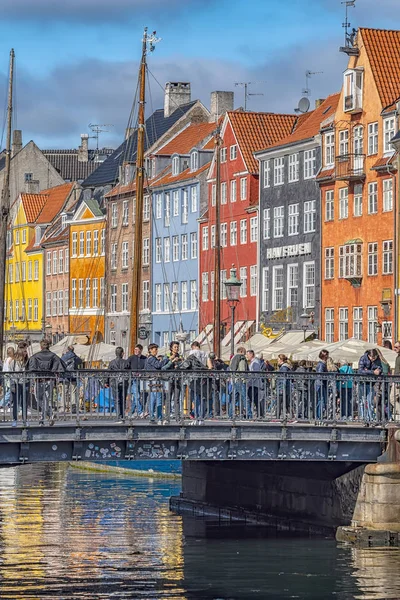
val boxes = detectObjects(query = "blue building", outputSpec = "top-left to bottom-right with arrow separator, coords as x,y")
150,123 -> 215,349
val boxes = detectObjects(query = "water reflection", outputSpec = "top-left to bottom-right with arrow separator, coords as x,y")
0,463 -> 398,599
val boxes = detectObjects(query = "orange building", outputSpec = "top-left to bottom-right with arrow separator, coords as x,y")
68,198 -> 105,341
319,28 -> 400,345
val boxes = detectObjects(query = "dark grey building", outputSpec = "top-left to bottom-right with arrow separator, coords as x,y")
255,96 -> 339,333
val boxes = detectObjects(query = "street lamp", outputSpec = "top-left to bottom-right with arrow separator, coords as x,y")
224,265 -> 242,358
300,312 -> 311,341
176,324 -> 189,356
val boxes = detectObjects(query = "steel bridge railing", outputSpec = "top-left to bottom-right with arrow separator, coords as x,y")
0,369 -> 399,427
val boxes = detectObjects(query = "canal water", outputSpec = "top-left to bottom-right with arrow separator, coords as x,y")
0,463 -> 399,599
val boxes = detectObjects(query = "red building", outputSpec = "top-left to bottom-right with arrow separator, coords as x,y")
199,111 -> 296,346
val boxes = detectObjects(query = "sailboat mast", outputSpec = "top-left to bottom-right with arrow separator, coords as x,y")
0,49 -> 14,355
213,129 -> 221,357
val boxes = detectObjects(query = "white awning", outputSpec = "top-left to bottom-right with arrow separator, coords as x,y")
221,320 -> 245,347
233,320 -> 255,344
193,324 -> 213,345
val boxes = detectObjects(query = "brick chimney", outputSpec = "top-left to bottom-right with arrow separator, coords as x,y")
164,82 -> 191,118
78,133 -> 89,162
210,91 -> 234,122
315,99 -> 326,109
12,130 -> 22,157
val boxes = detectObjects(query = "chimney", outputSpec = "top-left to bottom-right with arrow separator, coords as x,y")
78,133 -> 89,162
210,91 -> 234,122
12,130 -> 22,157
315,99 -> 326,109
25,180 -> 39,194
164,82 -> 191,118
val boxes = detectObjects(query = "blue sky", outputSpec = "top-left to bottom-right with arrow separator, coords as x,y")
0,0 -> 399,149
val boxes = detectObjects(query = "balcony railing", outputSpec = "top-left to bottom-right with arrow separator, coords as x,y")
335,153 -> 366,181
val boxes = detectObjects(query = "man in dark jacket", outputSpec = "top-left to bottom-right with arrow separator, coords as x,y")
144,343 -> 167,422
61,345 -> 83,414
315,349 -> 329,421
61,346 -> 83,371
127,344 -> 146,416
27,339 -> 66,424
358,349 -> 382,422
108,347 -> 129,420
229,347 -> 248,418
162,341 -> 183,420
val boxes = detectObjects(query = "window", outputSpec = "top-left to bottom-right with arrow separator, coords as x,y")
202,273 -> 209,301
9,300 -> 12,323
173,191 -> 179,217
303,262 -> 315,308
240,219 -> 247,244
211,225 -> 216,248
339,187 -> 348,219
221,148 -> 227,162
383,240 -> 393,274
383,179 -> 393,212
240,267 -> 247,297
211,184 -> 216,207
59,249 -> 64,273
368,122 -> 378,155
181,281 -> 188,310
325,133 -> 335,167
287,264 -> 298,308
15,300 -> 19,322
15,230 -> 20,245
190,151 -> 198,171
93,279 -> 98,308
47,251 -> 51,275
353,125 -> 363,159
262,267 -> 269,312
100,278 -> 105,308
111,243 -> 117,269
72,232 -> 78,256
100,229 -> 105,254
172,156 -> 179,176
250,265 -> 257,297
182,190 -> 188,223
288,153 -> 299,182
33,299 -> 38,321
122,241 -> 129,268
143,238 -> 150,265
21,262 -> 26,282
34,261 -> 39,281
382,321 -> 393,341
220,222 -> 227,247
15,263 -> 20,283
202,226 -> 209,251
230,180 -> 237,203
220,182 -> 227,205
191,186 -> 198,212
51,251 -> 57,274
325,308 -> 334,342
111,203 -> 118,228
46,292 -> 51,317
263,160 -> 270,188
368,306 -> 378,344
343,69 -> 363,111
339,308 -> 349,341
110,285 -> 117,313
143,195 -> 150,221
52,291 -> 57,316
353,184 -> 363,217
190,233 -> 197,259
230,144 -> 237,160
304,149 -> 316,179
28,261 -> 32,281
190,280 -> 197,310
164,284 -> 171,311
24,172 -> 33,182
64,290 -> 68,315
353,307 -> 363,339
155,238 -> 162,263
273,206 -> 284,238
79,231 -> 84,256
339,130 -> 349,156
182,234 -> 188,260
304,201 -> 316,233
368,242 -> 378,276
164,193 -> 171,227
250,216 -> 258,242
156,194 -> 162,219
164,237 -> 170,262
210,271 -> 215,299
368,182 -> 378,214
325,190 -> 334,221
240,177 -> 247,200
155,284 -> 162,312
85,231 -> 91,256
220,270 -> 227,300
93,230 -> 99,255
384,117 -> 396,153
72,279 -> 77,308
122,283 -> 129,312
173,235 -> 179,261
28,298 -> 33,321
230,221 -> 237,246
85,279 -> 90,308
272,266 -> 284,310
122,200 -> 129,225
339,243 -> 362,278
263,208 -> 271,239
325,247 -> 334,279
78,279 -> 84,308
274,157 -> 284,186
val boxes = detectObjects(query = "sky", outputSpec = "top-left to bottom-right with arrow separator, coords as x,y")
0,0 -> 399,150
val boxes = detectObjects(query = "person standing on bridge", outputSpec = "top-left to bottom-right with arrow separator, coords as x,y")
315,350 -> 329,421
127,344 -> 146,417
108,347 -> 129,421
358,349 -> 382,423
229,347 -> 248,418
145,343 -> 165,423
245,350 -> 263,419
9,347 -> 29,426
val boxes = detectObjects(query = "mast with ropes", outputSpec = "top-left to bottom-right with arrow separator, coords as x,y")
213,128 -> 222,357
0,49 -> 14,355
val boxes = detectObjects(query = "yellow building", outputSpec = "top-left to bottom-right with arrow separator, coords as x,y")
5,183 -> 76,342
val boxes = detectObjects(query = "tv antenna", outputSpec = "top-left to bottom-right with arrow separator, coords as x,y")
303,70 -> 323,97
341,0 -> 357,50
295,70 -> 323,114
234,81 -> 265,111
88,123 -> 114,151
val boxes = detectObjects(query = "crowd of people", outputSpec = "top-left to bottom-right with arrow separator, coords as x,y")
0,338 -> 399,426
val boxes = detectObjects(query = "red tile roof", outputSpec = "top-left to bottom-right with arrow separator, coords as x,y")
316,168 -> 335,181
36,183 -> 74,224
152,162 -> 211,188
371,154 -> 398,170
155,122 -> 216,156
227,111 -> 297,173
20,193 -> 48,223
361,28 -> 400,109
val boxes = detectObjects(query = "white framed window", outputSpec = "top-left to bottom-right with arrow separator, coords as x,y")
110,284 -> 117,313
304,200 -> 316,233
325,132 -> 335,167
21,262 -> 26,282
85,278 -> 91,308
93,230 -> 99,255
344,68 -> 363,112
383,179 -> 393,212
384,117 -> 396,153
230,180 -> 237,203
288,153 -> 299,182
22,229 -> 26,244
221,147 -> 227,163
52,251 -> 57,274
122,200 -> 129,225
272,266 -> 284,310
34,260 -> 39,281
211,225 -> 215,248
111,242 -> 117,269
119,241 -> 127,269
273,157 -> 284,186
92,279 -> 98,308
368,182 -> 378,214
190,280 -> 197,310
182,189 -> 188,223
382,321 -> 393,341
353,184 -> 363,217
304,149 -> 316,179
368,122 -> 378,156
155,284 -> 162,312
59,249 -> 64,273
173,235 -> 179,262
182,234 -> 188,260
143,195 -> 150,221
191,151 -> 198,172
368,242 -> 378,276
86,231 -> 91,256
71,279 -> 77,309
250,265 -> 257,297
121,283 -> 129,312
273,206 -> 284,238
221,182 -> 227,205
202,226 -> 209,251
191,186 -> 198,212
339,187 -> 348,219
15,300 -> 19,321
155,238 -> 161,263
46,292 -> 51,317
250,216 -> 258,242
383,240 -> 393,274
325,308 -> 334,343
156,194 -> 162,219
353,307 -> 363,340
28,298 -> 33,321
263,160 -> 270,188
190,233 -> 197,259
303,262 -> 315,308
339,130 -> 349,156
240,219 -> 247,244
201,272 -> 209,302
368,306 -> 378,344
211,184 -> 216,207
240,177 -> 247,200
263,208 -> 271,240
220,222 -> 227,247
64,289 -> 68,315
172,156 -> 180,176
230,221 -> 237,246
287,263 -> 298,308
78,279 -> 84,308
353,125 -> 363,157
339,243 -> 362,278
100,277 -> 105,308
164,193 -> 171,227
230,144 -> 237,160
164,284 -> 171,311
261,267 -> 269,312
173,190 -> 179,217
142,238 -> 150,266
72,231 -> 78,256
325,190 -> 334,221
164,237 -> 170,263
111,203 -> 118,228
239,267 -> 247,297
46,251 -> 51,275
339,307 -> 349,341
79,231 -> 84,256
51,292 -> 57,317
142,280 -> 150,311
181,281 -> 188,310
8,300 -> 12,323
33,298 -> 38,321
325,247 -> 334,279
15,263 -> 19,283
28,261 -> 32,281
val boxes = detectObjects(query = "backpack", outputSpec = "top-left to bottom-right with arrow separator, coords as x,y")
237,356 -> 248,372
35,353 -> 55,371
178,355 -> 207,371
64,355 -> 76,372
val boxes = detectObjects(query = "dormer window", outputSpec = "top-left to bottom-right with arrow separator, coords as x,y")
172,156 -> 180,176
343,68 -> 363,113
35,226 -> 43,245
384,117 -> 396,154
61,214 -> 67,230
190,151 -> 198,172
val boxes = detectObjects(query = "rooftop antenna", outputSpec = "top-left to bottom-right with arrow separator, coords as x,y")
294,70 -> 323,113
88,123 -> 114,151
303,70 -> 323,97
234,81 -> 265,111
340,0 -> 359,55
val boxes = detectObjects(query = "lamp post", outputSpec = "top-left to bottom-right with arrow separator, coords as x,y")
300,312 -> 311,342
224,266 -> 242,359
176,325 -> 189,357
